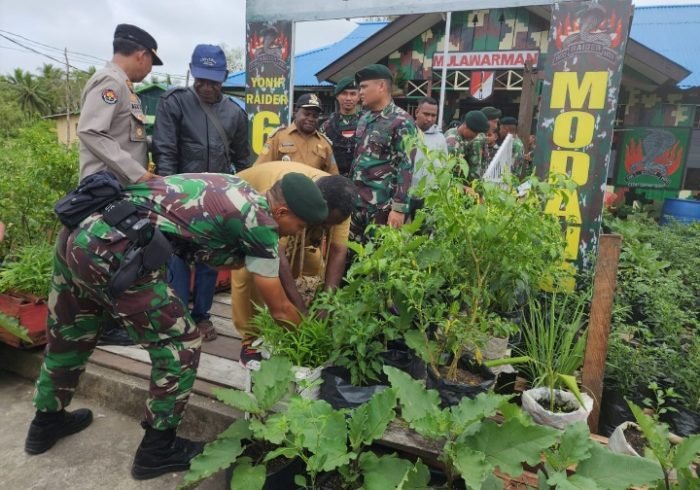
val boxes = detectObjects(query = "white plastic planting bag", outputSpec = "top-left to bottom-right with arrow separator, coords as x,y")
609,421 -> 642,456
521,387 -> 593,430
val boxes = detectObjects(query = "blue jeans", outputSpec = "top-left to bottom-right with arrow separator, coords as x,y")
168,255 -> 218,322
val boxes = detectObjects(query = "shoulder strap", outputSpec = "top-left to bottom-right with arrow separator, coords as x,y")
190,87 -> 231,164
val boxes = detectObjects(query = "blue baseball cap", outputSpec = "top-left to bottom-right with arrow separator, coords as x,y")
190,44 -> 228,83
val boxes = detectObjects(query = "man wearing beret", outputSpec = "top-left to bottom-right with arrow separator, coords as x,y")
78,23 -> 163,346
321,76 -> 361,177
24,172 -> 327,480
351,63 -> 417,241
445,110 -> 490,181
499,116 -> 528,178
481,106 -> 502,133
153,44 -> 250,343
233,162 -> 356,366
255,93 -> 337,174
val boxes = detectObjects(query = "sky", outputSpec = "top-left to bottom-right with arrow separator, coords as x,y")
0,0 -> 696,83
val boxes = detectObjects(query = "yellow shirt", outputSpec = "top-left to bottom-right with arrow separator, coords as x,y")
254,123 -> 338,174
237,161 -> 350,245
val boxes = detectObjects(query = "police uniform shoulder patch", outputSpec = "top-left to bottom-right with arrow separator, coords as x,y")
102,89 -> 118,105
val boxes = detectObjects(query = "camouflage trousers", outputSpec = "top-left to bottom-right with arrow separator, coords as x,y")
33,227 -> 202,431
349,206 -> 390,245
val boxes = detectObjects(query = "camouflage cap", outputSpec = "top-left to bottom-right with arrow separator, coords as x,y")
500,116 -> 518,126
281,173 -> 329,225
462,110 -> 490,133
481,106 -> 502,121
334,76 -> 358,96
355,64 -> 393,83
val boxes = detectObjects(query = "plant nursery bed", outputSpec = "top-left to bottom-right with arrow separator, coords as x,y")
0,292 -> 48,348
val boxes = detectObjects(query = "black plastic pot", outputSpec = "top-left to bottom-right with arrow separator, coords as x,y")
225,456 -> 305,490
381,340 -> 427,380
426,355 -> 496,408
661,402 -> 700,437
319,366 -> 388,410
598,387 -> 635,437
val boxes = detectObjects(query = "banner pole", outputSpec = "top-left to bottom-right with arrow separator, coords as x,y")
438,11 -> 451,128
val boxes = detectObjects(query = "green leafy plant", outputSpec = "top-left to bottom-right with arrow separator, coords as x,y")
252,305 -> 333,368
0,243 -> 53,297
628,401 -> 700,489
0,312 -> 32,343
510,291 -> 588,412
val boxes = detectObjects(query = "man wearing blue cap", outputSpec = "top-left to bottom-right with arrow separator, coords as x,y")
153,44 -> 250,342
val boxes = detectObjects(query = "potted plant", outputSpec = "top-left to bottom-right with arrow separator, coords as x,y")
508,291 -> 593,429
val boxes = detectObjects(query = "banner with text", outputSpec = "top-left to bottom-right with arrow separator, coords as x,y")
433,50 -> 539,70
533,0 -> 633,280
246,21 -> 292,158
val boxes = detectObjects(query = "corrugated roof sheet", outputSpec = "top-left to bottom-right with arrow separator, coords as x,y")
224,22 -> 387,89
631,4 -> 700,88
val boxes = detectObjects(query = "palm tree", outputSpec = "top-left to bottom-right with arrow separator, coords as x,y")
38,63 -> 66,114
5,69 -> 50,117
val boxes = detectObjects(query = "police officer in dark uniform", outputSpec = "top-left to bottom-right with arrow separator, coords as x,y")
321,76 -> 361,177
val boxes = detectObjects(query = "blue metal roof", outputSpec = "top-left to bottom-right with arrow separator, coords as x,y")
631,4 -> 700,88
224,22 -> 387,89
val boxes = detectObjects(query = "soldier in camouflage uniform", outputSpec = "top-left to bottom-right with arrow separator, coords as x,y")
499,116 -> 528,178
350,64 -> 417,243
24,173 -> 328,480
320,76 -> 361,177
444,110 -> 490,181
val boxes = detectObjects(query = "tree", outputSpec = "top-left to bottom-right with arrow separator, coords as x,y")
219,43 -> 244,73
4,69 -> 50,117
37,63 -> 65,114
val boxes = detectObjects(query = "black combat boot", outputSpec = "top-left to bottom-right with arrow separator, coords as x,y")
131,423 -> 205,480
25,408 -> 93,455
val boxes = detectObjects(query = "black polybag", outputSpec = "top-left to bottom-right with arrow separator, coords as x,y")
426,355 -> 496,408
319,366 -> 388,410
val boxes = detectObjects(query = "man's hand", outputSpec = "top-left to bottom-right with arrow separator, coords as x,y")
136,172 -> 161,183
387,210 -> 406,229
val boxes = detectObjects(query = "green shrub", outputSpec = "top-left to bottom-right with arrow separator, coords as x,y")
0,243 -> 53,297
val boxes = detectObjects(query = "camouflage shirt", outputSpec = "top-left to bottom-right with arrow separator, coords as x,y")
510,135 -> 528,178
444,128 -> 488,180
82,174 -> 280,276
350,102 -> 417,214
320,111 -> 360,177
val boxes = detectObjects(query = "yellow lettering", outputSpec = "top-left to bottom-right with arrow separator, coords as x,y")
544,189 -> 582,225
564,225 -> 581,261
550,71 -> 608,110
553,111 -> 595,148
550,150 -> 590,185
251,111 -> 280,155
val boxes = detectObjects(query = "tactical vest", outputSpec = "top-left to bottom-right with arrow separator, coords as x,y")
324,112 -> 359,177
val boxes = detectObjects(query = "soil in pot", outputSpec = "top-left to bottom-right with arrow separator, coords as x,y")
426,356 -> 496,408
319,366 -> 388,410
535,392 -> 579,413
623,425 -> 646,456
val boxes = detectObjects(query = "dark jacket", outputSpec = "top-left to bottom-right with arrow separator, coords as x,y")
153,87 -> 250,175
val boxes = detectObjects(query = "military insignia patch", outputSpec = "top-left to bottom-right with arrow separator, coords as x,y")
102,89 -> 118,105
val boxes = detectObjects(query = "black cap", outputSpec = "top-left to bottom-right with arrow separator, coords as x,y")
114,24 -> 162,66
334,76 -> 357,96
500,116 -> 518,126
355,64 -> 393,83
295,93 -> 323,112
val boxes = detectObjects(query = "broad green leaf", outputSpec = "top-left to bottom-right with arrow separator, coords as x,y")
348,387 -> 397,451
214,388 -> 260,414
263,446 -> 300,462
547,471 -> 598,490
450,392 -> 507,434
250,414 -> 288,445
403,330 -> 433,364
251,357 -> 294,411
384,366 -> 441,428
545,422 -> 592,471
629,401 -> 671,461
230,457 -> 265,490
359,452 -> 430,490
286,397 -> 349,472
482,473 -> 505,490
450,443 -> 492,489
462,418 -> 559,477
575,443 -> 663,490
672,435 -> 700,470
183,436 -> 244,486
218,418 -> 252,441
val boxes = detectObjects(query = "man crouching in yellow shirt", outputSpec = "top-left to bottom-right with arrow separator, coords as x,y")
234,161 -> 356,367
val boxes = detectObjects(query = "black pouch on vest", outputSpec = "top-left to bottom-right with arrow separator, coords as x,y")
54,171 -> 124,229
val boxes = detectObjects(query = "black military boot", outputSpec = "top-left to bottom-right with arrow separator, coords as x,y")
25,408 -> 93,455
131,424 -> 205,480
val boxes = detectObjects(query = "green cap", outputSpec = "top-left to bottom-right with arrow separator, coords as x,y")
462,111 -> 490,133
280,173 -> 329,225
355,64 -> 393,83
334,76 -> 358,96
500,116 -> 518,126
481,106 -> 502,121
